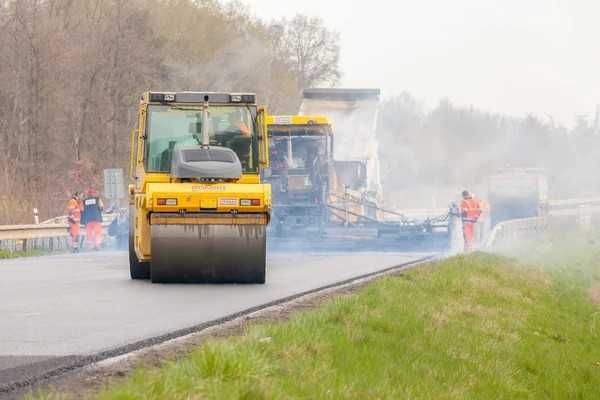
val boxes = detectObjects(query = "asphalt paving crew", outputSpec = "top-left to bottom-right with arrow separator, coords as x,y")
81,188 -> 104,250
65,192 -> 83,253
460,190 -> 483,251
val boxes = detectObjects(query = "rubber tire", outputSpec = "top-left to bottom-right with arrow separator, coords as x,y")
129,207 -> 150,280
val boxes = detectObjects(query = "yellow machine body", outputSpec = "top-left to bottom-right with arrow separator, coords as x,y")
265,114 -> 373,226
265,115 -> 336,234
265,114 -> 331,126
129,91 -> 271,283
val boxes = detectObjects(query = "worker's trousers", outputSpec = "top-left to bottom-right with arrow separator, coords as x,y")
68,223 -> 80,250
463,221 -> 475,252
86,221 -> 103,250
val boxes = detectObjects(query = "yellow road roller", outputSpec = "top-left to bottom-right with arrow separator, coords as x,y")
128,91 -> 271,283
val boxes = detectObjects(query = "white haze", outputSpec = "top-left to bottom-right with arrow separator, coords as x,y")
299,96 -> 382,195
235,0 -> 600,127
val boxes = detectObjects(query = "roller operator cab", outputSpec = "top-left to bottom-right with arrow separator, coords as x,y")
265,115 -> 333,236
129,92 -> 271,283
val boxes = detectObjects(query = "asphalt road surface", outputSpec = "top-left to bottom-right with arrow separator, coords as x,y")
0,248 -> 433,392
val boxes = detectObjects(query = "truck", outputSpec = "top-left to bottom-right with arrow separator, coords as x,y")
128,91 -> 271,283
488,168 -> 548,226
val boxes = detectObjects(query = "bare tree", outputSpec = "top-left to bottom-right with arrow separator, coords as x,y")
378,93 -> 600,207
273,14 -> 341,91
0,0 -> 340,223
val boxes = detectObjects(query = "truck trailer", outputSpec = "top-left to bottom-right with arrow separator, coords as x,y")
488,168 -> 548,226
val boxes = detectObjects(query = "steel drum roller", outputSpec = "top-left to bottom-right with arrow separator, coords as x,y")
150,213 -> 267,283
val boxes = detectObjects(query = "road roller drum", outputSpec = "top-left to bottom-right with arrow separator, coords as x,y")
150,213 -> 266,283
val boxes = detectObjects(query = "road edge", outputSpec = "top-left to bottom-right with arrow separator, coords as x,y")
1,254 -> 439,397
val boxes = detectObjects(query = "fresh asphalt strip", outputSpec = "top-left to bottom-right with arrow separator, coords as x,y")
0,254 -> 437,397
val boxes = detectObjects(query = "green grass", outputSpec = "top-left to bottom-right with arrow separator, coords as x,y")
38,232 -> 600,399
0,249 -> 50,259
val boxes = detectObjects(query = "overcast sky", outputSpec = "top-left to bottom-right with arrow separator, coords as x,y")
232,0 -> 600,127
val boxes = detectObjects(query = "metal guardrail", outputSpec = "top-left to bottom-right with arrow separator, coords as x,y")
0,224 -> 72,252
548,197 -> 600,210
0,216 -> 116,252
0,224 -> 71,241
484,217 -> 548,248
2,197 -> 599,253
486,201 -> 600,249
39,213 -> 118,226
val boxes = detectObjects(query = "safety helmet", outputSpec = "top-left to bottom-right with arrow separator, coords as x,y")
86,188 -> 98,197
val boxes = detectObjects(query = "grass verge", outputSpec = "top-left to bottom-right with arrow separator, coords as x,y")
37,232 -> 600,399
0,249 -> 51,259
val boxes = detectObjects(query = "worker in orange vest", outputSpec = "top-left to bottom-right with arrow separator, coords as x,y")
82,188 -> 104,250
460,190 -> 482,252
66,192 -> 83,253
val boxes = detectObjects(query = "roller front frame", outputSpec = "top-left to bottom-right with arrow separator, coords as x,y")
131,181 -> 272,261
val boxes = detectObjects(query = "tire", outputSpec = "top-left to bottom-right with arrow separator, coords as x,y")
129,207 -> 150,280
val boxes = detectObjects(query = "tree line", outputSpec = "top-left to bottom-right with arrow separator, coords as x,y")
0,0 -> 340,224
2,0 -> 596,223
377,93 -> 600,208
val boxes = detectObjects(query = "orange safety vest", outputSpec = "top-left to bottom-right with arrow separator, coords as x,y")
460,197 -> 482,223
66,198 -> 82,223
